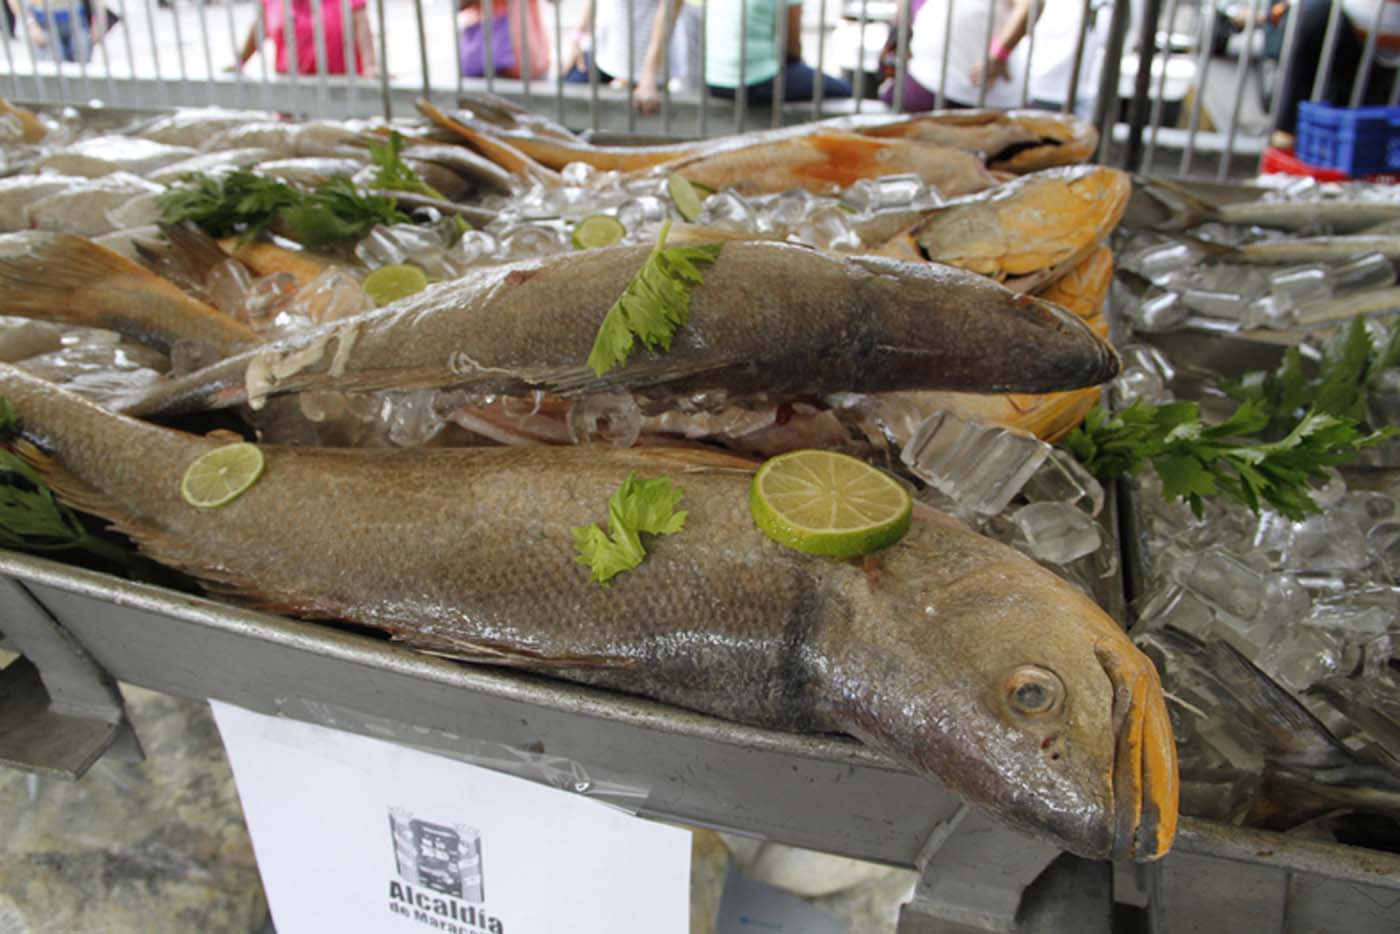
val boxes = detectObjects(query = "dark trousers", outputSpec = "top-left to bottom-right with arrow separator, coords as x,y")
707,60 -> 852,103
1272,0 -> 1398,135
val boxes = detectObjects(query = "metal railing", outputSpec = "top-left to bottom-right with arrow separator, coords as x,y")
1,0 -> 1398,178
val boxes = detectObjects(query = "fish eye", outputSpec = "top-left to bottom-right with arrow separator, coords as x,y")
1004,665 -> 1064,718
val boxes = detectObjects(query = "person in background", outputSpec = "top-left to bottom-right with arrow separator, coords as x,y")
633,0 -> 850,113
563,0 -> 699,91
458,0 -> 550,79
968,0 -> 1111,116
883,0 -> 1026,111
8,0 -> 110,63
232,0 -> 379,76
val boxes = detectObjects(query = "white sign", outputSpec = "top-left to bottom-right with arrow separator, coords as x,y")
212,701 -> 691,934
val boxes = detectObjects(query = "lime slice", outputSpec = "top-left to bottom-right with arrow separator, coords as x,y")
749,450 -> 912,558
667,173 -> 706,222
180,442 -> 266,509
362,264 -> 429,307
572,213 -> 626,249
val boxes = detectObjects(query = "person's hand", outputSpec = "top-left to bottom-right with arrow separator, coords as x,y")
634,78 -> 660,114
28,21 -> 48,48
969,55 -> 1010,87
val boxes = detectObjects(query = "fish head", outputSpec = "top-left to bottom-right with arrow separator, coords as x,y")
827,513 -> 1177,860
853,257 -> 1120,395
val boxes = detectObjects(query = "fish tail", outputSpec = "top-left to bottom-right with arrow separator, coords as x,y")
0,232 -> 258,355
415,98 -> 561,185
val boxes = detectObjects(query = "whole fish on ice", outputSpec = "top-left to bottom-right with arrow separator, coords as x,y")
0,365 -> 1177,859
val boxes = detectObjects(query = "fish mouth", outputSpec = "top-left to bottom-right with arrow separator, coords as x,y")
1097,643 -> 1180,861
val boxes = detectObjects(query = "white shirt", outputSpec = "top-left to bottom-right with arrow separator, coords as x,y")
907,0 -> 1028,109
592,0 -> 701,86
1027,0 -> 1112,114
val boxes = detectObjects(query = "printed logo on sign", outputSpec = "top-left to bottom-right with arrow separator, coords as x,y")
387,808 -> 503,933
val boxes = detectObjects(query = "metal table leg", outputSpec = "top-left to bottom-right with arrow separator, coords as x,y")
0,576 -> 141,778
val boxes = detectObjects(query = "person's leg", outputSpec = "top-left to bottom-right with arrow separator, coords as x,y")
776,60 -> 850,101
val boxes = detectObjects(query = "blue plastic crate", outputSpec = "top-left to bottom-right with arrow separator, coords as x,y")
1296,102 -> 1396,177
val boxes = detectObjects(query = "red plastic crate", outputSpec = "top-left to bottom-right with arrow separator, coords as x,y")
1259,145 -> 1400,184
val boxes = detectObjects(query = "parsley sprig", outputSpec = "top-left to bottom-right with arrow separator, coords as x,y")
586,220 -> 724,377
571,472 -> 687,586
159,169 -> 409,250
1062,318 -> 1400,520
369,131 -> 445,200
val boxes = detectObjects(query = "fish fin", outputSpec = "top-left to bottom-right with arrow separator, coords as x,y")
0,231 -> 255,350
414,98 -> 561,186
158,221 -> 247,285
1126,174 -> 1216,232
389,631 -> 642,670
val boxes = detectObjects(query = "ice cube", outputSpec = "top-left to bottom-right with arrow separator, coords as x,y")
1129,290 -> 1189,333
1269,264 -> 1332,305
380,390 -> 446,447
205,259 -> 254,318
1022,448 -> 1105,516
1132,243 -> 1199,283
1182,287 -> 1250,320
242,273 -> 300,332
795,206 -> 861,251
696,190 -> 756,232
1164,546 -> 1268,624
901,410 -> 1050,515
290,268 -> 370,324
1010,502 -> 1103,564
1328,252 -> 1395,294
452,230 -> 500,266
353,225 -> 406,270
758,188 -> 814,232
616,196 -> 667,230
1109,366 -> 1168,405
561,161 -> 600,187
1133,584 -> 1217,639
500,225 -> 564,259
1256,626 -> 1345,693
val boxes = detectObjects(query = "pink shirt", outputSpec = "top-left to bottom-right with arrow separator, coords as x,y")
264,0 -> 367,75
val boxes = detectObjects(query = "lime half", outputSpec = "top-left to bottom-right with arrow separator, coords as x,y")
667,173 -> 706,222
363,264 -> 429,307
180,442 -> 266,509
572,213 -> 626,249
749,450 -> 912,558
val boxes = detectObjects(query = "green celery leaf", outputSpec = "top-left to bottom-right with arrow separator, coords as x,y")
572,472 -> 687,586
586,220 -> 724,377
369,131 -> 446,200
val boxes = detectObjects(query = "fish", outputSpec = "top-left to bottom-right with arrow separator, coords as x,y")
23,173 -> 164,238
33,136 -> 199,179
0,99 -> 48,144
874,166 -> 1131,292
1184,233 -> 1400,265
419,102 -> 1094,176
199,121 -> 370,160
0,231 -> 257,358
418,100 -> 997,198
259,157 -> 369,188
136,107 -> 279,148
214,235 -> 342,288
0,173 -> 89,230
0,364 -> 1177,859
112,242 -> 1118,417
1128,176 -> 1400,234
839,109 -> 1099,173
144,148 -> 279,185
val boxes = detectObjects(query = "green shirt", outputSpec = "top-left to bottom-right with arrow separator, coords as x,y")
703,0 -> 802,89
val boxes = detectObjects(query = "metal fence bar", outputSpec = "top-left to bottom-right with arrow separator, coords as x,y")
1124,0 -> 1164,171
627,0 -> 637,131
223,0 -> 246,100
17,0 -> 46,101
1,10 -> 19,99
117,0 -> 134,82
771,0 -> 786,127
341,0 -> 356,108
1064,0 -> 1093,114
893,0 -> 909,113
588,0 -> 598,132
65,0 -> 88,101
934,0 -> 952,109
95,0 -> 117,100
279,0 -> 296,98
854,0 -> 867,111
38,0 -> 67,103
482,0 -> 495,92
1265,0 -> 1303,129
311,0 -> 331,115
553,0 -> 563,124
142,0 -> 167,105
195,0 -> 216,103
1391,63 -> 1400,107
698,0 -> 707,137
813,0 -> 825,118
1143,0 -> 1180,174
1311,0 -> 1344,102
518,0 -> 531,104
376,0 -> 390,116
256,0 -> 271,110
661,0 -> 673,134
171,0 -> 189,89
976,0 -> 995,107
412,0 -> 430,102
455,0 -> 465,102
735,0 -> 746,133
1349,0 -> 1386,108
1092,0 -> 1130,163
1020,0 -> 1042,108
1179,0 -> 1218,176
1219,0 -> 1263,180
